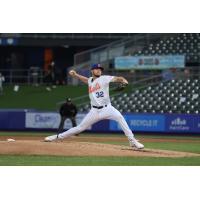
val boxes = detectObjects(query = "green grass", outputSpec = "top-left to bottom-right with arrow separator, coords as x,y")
1,131 -> 200,139
143,142 -> 200,153
0,84 -> 133,111
0,131 -> 51,137
137,134 -> 200,140
0,85 -> 88,111
0,155 -> 200,166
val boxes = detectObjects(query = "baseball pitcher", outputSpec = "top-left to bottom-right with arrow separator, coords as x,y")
45,64 -> 144,149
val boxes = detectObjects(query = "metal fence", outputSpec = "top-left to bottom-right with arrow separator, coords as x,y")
0,67 -> 44,85
0,33 -> 135,39
67,65 -> 200,85
1,66 -> 200,86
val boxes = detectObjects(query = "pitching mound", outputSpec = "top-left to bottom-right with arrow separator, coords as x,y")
0,138 -> 199,157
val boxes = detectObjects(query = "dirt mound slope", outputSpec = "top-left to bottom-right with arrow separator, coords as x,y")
0,138 -> 199,157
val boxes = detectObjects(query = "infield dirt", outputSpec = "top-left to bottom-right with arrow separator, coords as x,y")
0,136 -> 199,157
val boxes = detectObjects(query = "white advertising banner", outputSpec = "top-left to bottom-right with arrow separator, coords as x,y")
115,55 -> 185,70
25,112 -> 91,130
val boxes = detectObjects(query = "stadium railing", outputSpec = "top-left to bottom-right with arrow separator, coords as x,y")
0,33 -> 134,39
73,34 -> 178,65
0,67 -> 44,85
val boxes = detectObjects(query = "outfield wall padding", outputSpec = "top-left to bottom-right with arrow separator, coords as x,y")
0,110 -> 199,133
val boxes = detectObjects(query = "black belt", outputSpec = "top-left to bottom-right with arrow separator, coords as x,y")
92,105 -> 107,109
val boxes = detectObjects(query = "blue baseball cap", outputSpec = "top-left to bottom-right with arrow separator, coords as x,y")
91,64 -> 104,71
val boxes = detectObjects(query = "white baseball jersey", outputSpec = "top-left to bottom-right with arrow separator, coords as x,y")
88,75 -> 114,107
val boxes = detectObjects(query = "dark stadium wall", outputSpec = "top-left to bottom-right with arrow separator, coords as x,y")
0,46 -> 94,70
0,46 -> 45,69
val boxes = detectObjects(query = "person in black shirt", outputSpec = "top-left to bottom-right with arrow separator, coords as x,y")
58,98 -> 78,136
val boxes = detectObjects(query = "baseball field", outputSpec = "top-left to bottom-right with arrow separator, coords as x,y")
1,85 -> 200,166
0,132 -> 200,166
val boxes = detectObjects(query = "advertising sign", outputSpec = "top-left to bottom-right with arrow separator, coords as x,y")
25,112 -> 91,130
166,114 -> 200,133
115,55 -> 185,70
110,114 -> 165,132
193,115 -> 200,132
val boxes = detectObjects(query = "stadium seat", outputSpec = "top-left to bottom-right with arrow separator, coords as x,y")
134,34 -> 199,64
80,35 -> 199,114
100,78 -> 200,114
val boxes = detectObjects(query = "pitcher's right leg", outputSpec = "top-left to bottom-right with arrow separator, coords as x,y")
44,109 -> 99,142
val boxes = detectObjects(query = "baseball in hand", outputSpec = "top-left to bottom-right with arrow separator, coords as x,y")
69,70 -> 76,76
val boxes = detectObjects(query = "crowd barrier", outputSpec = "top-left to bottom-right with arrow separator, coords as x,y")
0,110 -> 199,133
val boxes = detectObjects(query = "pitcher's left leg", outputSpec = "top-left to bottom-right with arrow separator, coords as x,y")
106,106 -> 144,149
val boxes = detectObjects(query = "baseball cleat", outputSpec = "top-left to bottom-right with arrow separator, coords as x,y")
44,134 -> 58,142
129,138 -> 144,149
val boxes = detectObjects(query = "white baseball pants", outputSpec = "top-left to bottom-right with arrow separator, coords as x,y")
58,104 -> 134,141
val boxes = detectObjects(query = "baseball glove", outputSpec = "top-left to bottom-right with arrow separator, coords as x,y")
114,83 -> 128,92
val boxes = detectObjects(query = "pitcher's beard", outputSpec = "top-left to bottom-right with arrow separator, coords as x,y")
94,74 -> 100,78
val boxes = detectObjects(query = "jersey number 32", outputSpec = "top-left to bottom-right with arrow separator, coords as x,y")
96,91 -> 104,98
